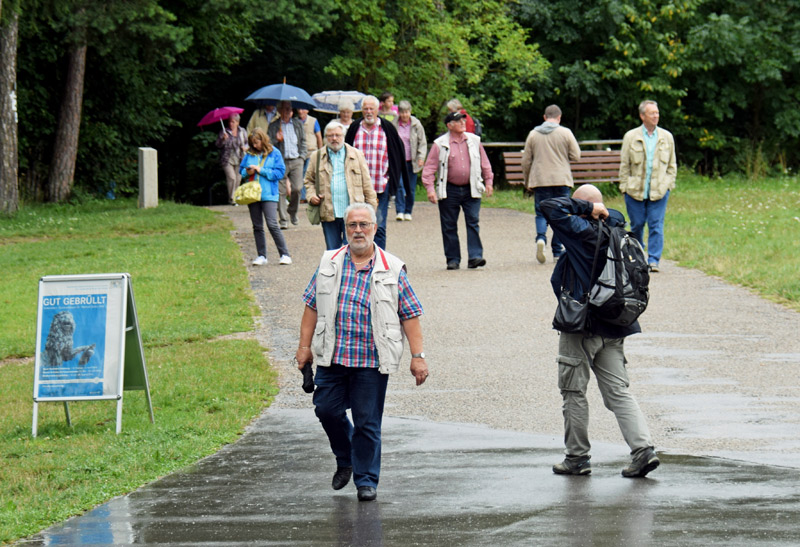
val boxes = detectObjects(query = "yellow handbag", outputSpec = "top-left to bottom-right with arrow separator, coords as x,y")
234,154 -> 267,205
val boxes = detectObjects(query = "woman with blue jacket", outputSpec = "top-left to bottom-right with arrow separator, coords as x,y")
240,128 -> 292,265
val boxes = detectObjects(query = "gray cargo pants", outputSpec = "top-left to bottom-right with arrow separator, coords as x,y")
558,332 -> 653,460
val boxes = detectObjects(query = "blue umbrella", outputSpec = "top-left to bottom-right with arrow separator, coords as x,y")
245,81 -> 316,110
311,90 -> 366,114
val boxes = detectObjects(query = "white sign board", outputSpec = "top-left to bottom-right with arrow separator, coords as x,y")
32,273 -> 153,436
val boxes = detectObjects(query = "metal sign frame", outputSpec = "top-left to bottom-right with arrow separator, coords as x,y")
32,273 -> 154,436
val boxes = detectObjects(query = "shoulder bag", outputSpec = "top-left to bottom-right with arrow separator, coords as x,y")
234,154 -> 267,205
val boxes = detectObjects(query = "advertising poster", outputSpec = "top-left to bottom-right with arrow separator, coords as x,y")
34,276 -> 126,400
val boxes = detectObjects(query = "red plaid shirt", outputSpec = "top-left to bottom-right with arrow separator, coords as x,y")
353,120 -> 389,193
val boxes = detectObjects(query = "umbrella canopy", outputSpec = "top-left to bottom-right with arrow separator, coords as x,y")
245,82 -> 316,110
311,90 -> 366,114
197,106 -> 244,127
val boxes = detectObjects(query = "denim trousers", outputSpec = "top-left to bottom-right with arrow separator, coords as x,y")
624,190 -> 670,265
321,218 -> 347,250
534,186 -> 571,256
313,364 -> 389,488
437,183 -> 483,264
374,190 -> 389,249
557,332 -> 653,460
395,161 -> 416,215
247,200 -> 289,258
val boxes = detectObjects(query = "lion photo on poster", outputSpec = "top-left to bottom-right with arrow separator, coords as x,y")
36,291 -> 114,398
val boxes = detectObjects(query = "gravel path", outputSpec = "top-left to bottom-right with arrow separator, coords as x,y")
221,201 -> 800,468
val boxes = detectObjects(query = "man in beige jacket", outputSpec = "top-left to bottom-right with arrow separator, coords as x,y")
304,121 -> 378,250
618,100 -> 677,272
521,104 -> 581,263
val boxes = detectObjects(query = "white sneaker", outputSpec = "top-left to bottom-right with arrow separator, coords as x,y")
536,240 -> 546,264
279,255 -> 293,265
395,213 -> 404,221
404,213 -> 412,221
252,256 -> 268,266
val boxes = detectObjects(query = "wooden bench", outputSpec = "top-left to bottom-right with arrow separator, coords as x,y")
503,148 -> 622,187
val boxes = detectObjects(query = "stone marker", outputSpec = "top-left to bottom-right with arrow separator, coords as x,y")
138,147 -> 158,209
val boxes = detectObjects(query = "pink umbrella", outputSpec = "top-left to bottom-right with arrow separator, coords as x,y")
197,106 -> 245,130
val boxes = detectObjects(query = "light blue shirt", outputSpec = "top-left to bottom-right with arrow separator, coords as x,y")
328,147 -> 349,218
642,125 -> 658,199
282,120 -> 299,159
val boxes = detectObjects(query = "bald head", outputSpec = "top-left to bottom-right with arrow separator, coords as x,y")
573,184 -> 603,204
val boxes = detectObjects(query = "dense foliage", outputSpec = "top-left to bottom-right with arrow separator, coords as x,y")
3,0 -> 799,206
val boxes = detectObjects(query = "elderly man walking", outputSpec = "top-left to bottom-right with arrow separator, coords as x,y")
619,100 -> 677,272
294,203 -> 429,502
521,104 -> 581,263
541,184 -> 660,478
268,101 -> 308,229
392,100 -> 427,222
345,95 -> 410,249
422,111 -> 494,270
304,121 -> 378,250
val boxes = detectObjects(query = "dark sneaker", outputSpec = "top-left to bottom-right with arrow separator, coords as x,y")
553,457 -> 592,475
446,262 -> 460,270
622,448 -> 660,478
332,466 -> 353,490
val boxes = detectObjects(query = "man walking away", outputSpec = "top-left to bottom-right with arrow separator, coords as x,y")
541,184 -> 660,478
521,104 -> 581,264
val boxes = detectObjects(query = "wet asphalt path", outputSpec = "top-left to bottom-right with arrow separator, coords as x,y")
19,201 -> 800,545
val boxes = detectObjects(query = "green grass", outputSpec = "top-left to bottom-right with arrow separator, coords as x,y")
482,174 -> 800,312
0,199 -> 276,543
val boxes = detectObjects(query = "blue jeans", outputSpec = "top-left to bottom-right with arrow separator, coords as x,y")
534,186 -> 571,256
625,191 -> 670,265
375,191 -> 389,249
322,218 -> 347,250
437,183 -> 483,264
313,364 -> 389,488
395,162 -> 416,215
247,200 -> 289,258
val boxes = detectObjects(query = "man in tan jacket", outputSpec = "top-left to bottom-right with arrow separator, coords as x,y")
521,104 -> 581,263
304,121 -> 378,250
618,100 -> 677,272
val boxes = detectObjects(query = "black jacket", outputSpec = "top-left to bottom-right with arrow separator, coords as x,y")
345,118 -> 412,198
541,196 -> 641,338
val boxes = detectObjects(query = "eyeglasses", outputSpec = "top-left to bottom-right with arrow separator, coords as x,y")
346,221 -> 373,231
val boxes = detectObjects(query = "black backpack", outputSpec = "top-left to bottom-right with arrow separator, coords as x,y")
472,117 -> 483,137
588,222 -> 650,326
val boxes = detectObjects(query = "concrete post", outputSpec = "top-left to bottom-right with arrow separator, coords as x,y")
138,147 -> 158,209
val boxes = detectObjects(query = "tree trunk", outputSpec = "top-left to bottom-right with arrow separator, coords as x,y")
0,11 -> 19,215
47,26 -> 87,202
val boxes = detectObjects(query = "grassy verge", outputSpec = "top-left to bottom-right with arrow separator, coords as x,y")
482,174 -> 800,312
0,199 -> 277,543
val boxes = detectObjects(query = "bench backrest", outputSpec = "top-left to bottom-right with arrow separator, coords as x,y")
503,149 -> 621,186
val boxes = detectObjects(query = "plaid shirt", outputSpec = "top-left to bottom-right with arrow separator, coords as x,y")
353,120 -> 389,193
302,250 -> 423,368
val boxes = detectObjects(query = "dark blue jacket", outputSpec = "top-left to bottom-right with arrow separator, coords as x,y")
541,196 -> 640,338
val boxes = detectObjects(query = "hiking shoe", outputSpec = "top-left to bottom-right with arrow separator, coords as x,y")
279,221 -> 288,230
252,256 -> 268,266
279,255 -> 292,265
649,262 -> 660,273
553,458 -> 591,476
290,214 -> 299,226
536,240 -> 546,264
622,448 -> 660,478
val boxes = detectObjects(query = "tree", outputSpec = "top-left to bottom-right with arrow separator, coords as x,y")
0,7 -> 19,215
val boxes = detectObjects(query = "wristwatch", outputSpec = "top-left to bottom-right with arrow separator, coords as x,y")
412,352 -> 425,359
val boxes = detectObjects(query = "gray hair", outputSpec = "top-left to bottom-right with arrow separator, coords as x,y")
338,99 -> 355,112
544,104 -> 561,119
397,100 -> 412,112
362,95 -> 380,109
344,202 -> 377,224
229,113 -> 240,122
446,98 -> 463,112
325,120 -> 345,135
638,100 -> 658,115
